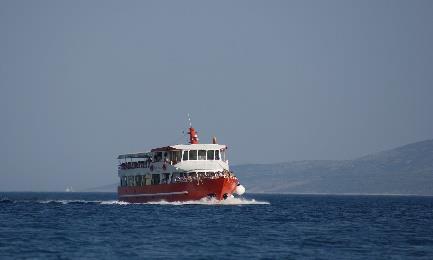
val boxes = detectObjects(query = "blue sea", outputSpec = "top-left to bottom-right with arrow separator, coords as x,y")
1,193 -> 433,259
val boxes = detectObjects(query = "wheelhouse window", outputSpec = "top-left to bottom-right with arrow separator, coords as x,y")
198,150 -> 206,160
215,150 -> 220,160
207,150 -> 214,160
189,150 -> 197,160
183,150 -> 189,161
221,149 -> 227,161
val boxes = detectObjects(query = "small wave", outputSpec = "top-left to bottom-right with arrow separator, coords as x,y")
37,200 -> 102,205
147,196 -> 270,205
0,199 -> 128,205
0,198 -> 13,204
35,200 -> 131,205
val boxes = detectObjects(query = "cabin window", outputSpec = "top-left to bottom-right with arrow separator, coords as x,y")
121,176 -> 127,187
145,175 -> 152,185
172,151 -> 181,163
127,176 -> 134,186
198,150 -> 206,160
151,174 -> 160,185
154,152 -> 163,162
135,176 -> 142,186
162,173 -> 170,184
189,150 -> 197,160
207,150 -> 214,160
183,151 -> 189,161
215,150 -> 220,160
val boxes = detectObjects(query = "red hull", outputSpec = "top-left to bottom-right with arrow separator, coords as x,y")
118,177 -> 238,203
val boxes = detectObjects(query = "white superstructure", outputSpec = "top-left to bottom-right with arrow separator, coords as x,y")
117,143 -> 230,187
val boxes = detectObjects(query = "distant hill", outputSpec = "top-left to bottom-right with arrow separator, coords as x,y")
86,140 -> 433,195
232,140 -> 433,195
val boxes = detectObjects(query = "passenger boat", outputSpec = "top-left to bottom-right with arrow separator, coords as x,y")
117,126 -> 245,203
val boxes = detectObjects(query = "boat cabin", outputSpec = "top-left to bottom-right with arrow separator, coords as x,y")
117,144 -> 230,187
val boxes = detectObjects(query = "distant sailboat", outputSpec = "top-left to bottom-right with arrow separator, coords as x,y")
65,187 -> 74,192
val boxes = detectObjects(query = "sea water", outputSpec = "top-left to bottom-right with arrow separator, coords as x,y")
1,193 -> 432,259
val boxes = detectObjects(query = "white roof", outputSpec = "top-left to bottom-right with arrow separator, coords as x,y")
171,144 -> 227,150
118,144 -> 227,159
117,152 -> 152,159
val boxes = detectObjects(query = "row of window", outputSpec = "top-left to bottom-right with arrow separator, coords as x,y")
120,171 -> 227,187
118,150 -> 227,169
153,151 -> 182,163
182,150 -> 221,161
120,174 -> 169,187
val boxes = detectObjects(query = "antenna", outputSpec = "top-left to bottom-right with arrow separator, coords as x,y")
187,113 -> 192,127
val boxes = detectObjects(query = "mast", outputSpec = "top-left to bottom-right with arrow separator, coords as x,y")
188,127 -> 199,144
187,113 -> 199,144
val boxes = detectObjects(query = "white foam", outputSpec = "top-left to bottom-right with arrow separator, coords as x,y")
35,199 -> 131,205
23,197 -> 268,206
147,196 -> 270,205
100,200 -> 130,205
37,199 -> 103,204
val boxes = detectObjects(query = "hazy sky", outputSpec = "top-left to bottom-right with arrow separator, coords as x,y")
1,0 -> 432,191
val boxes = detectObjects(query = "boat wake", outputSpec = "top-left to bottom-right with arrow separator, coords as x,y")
0,199 -> 129,205
147,196 -> 270,205
1,197 -> 269,206
37,199 -> 130,205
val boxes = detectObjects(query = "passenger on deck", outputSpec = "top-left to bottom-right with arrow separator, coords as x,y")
150,157 -> 154,165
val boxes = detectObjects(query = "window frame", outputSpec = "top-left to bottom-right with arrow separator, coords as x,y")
198,150 -> 206,160
215,150 -> 220,160
183,150 -> 189,161
189,150 -> 198,160
207,150 -> 214,160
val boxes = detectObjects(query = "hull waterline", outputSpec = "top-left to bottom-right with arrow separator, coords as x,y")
118,177 -> 238,203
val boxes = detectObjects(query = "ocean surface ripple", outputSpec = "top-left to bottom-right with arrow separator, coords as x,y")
1,192 -> 432,259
